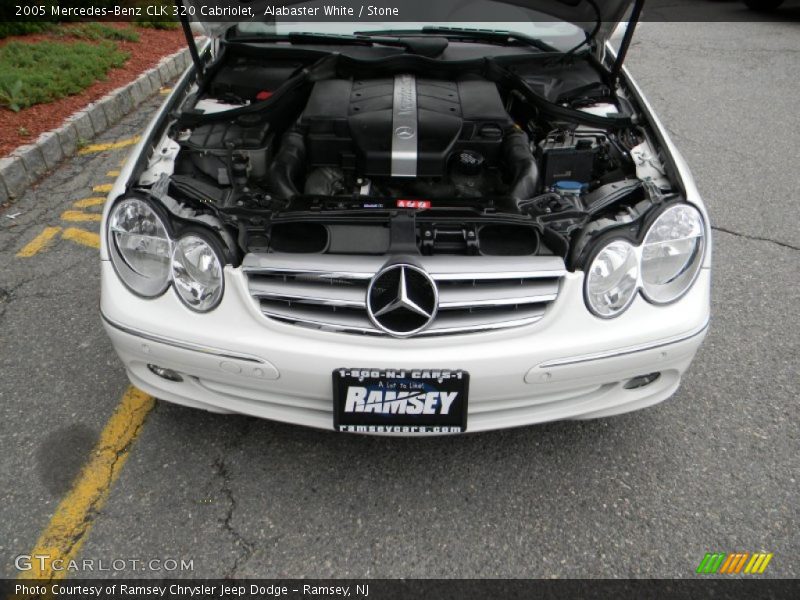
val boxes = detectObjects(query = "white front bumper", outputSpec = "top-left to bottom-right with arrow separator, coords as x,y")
101,261 -> 710,434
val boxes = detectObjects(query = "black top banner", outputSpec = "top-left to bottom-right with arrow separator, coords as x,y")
2,0 -> 800,25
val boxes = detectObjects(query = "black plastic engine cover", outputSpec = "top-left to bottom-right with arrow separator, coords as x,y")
300,76 -> 512,178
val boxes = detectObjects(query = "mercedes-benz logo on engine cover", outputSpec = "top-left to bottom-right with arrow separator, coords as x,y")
367,264 -> 438,337
394,126 -> 415,140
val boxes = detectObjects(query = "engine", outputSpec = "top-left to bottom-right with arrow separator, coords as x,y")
155,55 -> 667,260
258,74 -> 541,201
301,75 -> 511,178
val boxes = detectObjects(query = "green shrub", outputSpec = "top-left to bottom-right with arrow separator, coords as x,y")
59,23 -> 140,42
0,80 -> 25,112
0,40 -> 129,111
0,22 -> 55,40
134,0 -> 179,30
136,20 -> 180,31
0,2 -> 141,38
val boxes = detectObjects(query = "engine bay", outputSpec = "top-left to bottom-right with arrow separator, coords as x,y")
135,43 -> 679,268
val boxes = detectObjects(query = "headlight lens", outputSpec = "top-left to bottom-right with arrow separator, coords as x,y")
585,240 -> 639,318
641,204 -> 705,304
109,198 -> 171,296
171,234 -> 224,312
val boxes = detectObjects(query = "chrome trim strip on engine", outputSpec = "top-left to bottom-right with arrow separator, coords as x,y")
101,313 -> 266,364
391,73 -> 418,178
537,319 -> 711,368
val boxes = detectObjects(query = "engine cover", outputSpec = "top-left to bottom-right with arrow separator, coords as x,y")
300,74 -> 512,178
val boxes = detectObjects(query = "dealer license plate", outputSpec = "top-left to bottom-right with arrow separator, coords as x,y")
333,368 -> 469,434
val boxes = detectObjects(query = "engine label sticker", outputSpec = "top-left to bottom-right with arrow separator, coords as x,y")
396,199 -> 431,209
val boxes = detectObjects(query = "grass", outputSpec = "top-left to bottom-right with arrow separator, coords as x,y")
0,40 -> 128,111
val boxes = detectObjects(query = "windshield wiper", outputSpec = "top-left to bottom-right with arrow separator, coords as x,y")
227,32 -> 449,57
548,0 -> 602,64
229,32 -> 388,46
356,27 -> 560,53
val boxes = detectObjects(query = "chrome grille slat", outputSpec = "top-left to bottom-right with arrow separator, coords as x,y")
243,253 -> 566,278
250,279 -> 367,308
437,280 -> 559,309
428,306 -> 547,334
261,302 -> 375,334
246,253 -> 564,336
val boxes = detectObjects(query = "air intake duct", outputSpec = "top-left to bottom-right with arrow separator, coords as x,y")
503,129 -> 540,203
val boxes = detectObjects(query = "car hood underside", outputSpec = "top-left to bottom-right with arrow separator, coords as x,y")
179,0 -> 635,43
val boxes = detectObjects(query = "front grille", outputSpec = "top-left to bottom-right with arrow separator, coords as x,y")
243,254 -> 566,336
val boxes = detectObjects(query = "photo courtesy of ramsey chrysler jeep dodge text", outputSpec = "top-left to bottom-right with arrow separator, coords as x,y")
100,0 -> 710,434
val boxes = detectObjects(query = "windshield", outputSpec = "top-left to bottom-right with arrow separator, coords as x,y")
221,0 -> 587,53
232,21 -> 584,52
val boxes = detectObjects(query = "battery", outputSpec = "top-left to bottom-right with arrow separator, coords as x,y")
539,131 -> 598,186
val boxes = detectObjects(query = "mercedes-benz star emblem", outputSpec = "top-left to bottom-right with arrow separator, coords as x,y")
367,264 -> 438,337
394,126 -> 416,140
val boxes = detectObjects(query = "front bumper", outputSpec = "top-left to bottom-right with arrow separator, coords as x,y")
101,261 -> 710,434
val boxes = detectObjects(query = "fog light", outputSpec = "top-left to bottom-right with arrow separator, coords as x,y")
147,364 -> 183,382
623,372 -> 660,390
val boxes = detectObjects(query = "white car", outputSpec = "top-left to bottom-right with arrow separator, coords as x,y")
101,0 -> 710,434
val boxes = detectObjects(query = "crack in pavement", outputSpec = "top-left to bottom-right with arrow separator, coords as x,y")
19,390 -> 155,582
0,256 -> 91,309
0,286 -> 9,323
711,225 -> 799,252
0,277 -> 37,320
56,422 -> 144,576
213,420 -> 256,579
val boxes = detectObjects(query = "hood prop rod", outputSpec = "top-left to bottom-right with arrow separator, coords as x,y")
611,0 -> 646,84
176,3 -> 205,77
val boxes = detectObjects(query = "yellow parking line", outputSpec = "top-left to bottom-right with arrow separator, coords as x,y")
16,227 -> 62,258
106,170 -> 121,178
61,210 -> 102,223
62,228 -> 100,249
92,184 -> 113,193
73,197 -> 107,208
77,136 -> 140,156
18,387 -> 155,581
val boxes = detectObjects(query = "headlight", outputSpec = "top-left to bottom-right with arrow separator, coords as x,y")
171,234 -> 224,312
108,198 -> 171,297
640,204 -> 705,304
585,240 -> 639,318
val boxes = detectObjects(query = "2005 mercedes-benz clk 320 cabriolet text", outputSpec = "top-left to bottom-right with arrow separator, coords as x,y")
100,0 -> 711,434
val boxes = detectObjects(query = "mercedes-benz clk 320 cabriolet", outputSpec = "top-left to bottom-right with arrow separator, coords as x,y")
100,0 -> 711,434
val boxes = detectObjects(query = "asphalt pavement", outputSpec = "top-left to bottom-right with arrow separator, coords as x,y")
0,21 -> 798,579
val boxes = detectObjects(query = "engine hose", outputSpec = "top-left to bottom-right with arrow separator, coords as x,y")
503,130 -> 540,203
267,128 -> 306,202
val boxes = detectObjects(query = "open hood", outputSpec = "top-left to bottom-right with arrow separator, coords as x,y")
176,0 -> 644,80
178,0 -> 638,42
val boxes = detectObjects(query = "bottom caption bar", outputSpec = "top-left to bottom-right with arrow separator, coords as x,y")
3,579 -> 799,600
